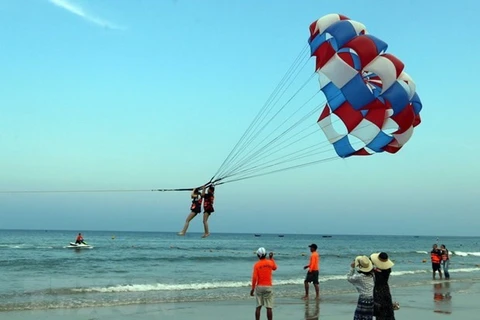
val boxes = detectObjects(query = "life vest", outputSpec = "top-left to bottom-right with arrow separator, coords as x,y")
431,251 -> 441,263
190,196 -> 202,210
441,250 -> 449,261
203,193 -> 214,211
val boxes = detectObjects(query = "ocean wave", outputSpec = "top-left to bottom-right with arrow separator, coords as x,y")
74,281 -> 251,293
76,274 -> 371,294
415,251 -> 428,254
69,268 -> 480,294
452,251 -> 480,257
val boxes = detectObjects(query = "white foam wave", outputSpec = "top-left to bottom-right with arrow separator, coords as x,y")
75,267 -> 480,294
452,251 -> 480,257
76,281 -> 250,293
392,267 -> 480,277
0,244 -> 27,249
415,251 -> 428,254
391,270 -> 428,276
75,275 -> 349,293
450,267 -> 480,273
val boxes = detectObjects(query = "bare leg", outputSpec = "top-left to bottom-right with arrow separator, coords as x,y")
255,306 -> 261,320
178,212 -> 197,235
266,307 -> 272,320
314,284 -> 319,299
303,281 -> 309,299
202,213 -> 210,237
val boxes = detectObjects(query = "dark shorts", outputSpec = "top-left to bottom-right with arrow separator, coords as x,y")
305,271 -> 319,284
204,206 -> 214,214
190,206 -> 201,214
432,263 -> 441,271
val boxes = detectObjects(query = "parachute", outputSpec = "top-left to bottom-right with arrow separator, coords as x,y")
210,13 -> 423,186
310,14 -> 422,157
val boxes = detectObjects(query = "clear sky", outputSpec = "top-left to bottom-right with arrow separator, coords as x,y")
1,0 -> 478,236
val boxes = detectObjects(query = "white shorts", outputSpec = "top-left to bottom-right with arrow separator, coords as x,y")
255,286 -> 273,308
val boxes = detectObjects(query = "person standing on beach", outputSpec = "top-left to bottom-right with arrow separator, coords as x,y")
370,252 -> 396,320
177,187 -> 203,236
201,185 -> 215,238
440,244 -> 450,279
347,256 -> 375,320
303,243 -> 320,300
431,244 -> 443,280
251,247 -> 277,320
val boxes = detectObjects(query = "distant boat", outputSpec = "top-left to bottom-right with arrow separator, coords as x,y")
254,234 -> 261,237
322,235 -> 332,238
278,235 -> 284,237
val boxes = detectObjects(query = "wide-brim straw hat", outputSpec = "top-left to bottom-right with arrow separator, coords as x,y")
370,252 -> 394,270
355,255 -> 373,272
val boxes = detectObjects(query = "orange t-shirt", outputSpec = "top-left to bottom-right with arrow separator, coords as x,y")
308,252 -> 319,271
251,259 -> 277,289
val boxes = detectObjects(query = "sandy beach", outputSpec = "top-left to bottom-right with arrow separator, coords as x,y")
3,279 -> 478,320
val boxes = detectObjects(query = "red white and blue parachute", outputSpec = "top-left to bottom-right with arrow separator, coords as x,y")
309,14 -> 422,158
210,14 -> 424,185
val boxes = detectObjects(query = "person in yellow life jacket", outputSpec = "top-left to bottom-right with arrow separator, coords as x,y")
440,244 -> 450,279
201,185 -> 215,238
430,244 -> 443,280
177,188 -> 204,236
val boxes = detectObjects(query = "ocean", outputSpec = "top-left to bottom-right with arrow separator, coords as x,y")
1,229 -> 479,312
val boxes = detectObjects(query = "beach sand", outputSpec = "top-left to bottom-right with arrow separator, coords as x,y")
3,280 -> 478,319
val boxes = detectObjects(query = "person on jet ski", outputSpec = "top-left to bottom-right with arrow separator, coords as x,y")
75,233 -> 86,244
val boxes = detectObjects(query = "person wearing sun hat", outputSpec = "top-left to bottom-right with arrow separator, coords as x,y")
370,252 -> 396,319
251,247 -> 277,320
347,255 -> 375,320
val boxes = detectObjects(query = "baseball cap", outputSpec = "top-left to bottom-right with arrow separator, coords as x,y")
256,247 -> 266,257
308,243 -> 318,250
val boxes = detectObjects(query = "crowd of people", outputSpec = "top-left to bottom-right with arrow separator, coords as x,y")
250,244 -> 398,320
174,189 -> 454,320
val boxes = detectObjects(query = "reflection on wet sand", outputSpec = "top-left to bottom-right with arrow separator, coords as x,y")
304,299 -> 320,320
433,281 -> 452,315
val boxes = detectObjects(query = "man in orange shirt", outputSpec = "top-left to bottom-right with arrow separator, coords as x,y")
250,247 -> 277,320
303,243 -> 320,300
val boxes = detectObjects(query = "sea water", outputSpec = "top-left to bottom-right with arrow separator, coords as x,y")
1,229 -> 479,311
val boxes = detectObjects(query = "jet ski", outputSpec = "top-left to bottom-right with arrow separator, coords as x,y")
67,242 -> 93,249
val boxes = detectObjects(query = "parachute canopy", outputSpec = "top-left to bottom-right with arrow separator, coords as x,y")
309,14 -> 422,158
208,13 -> 424,186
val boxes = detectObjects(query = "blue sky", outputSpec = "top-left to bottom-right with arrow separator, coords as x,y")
0,0 -> 478,236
